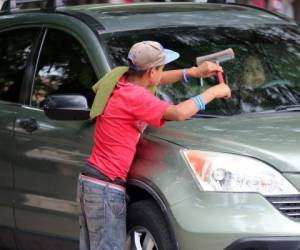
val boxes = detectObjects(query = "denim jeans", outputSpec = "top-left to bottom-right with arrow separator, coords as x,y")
78,175 -> 126,250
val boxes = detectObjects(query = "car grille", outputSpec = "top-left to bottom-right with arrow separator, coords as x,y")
266,195 -> 300,219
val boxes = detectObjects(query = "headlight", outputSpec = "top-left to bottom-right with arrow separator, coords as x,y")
182,150 -> 299,195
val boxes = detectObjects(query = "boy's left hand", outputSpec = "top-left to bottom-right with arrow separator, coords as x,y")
187,61 -> 223,78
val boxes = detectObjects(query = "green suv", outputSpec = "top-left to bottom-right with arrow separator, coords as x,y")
1,1 -> 300,250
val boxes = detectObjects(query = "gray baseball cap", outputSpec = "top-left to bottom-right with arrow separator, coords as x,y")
128,41 -> 180,71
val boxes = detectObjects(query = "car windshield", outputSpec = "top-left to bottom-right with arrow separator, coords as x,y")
101,25 -> 300,116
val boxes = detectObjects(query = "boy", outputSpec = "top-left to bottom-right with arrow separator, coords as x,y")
78,41 -> 231,250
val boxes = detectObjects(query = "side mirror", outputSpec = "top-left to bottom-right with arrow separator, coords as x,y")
44,95 -> 90,120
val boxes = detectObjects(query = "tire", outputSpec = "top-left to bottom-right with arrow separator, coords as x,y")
126,200 -> 177,250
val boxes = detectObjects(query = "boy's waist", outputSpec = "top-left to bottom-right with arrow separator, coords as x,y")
82,163 -> 126,188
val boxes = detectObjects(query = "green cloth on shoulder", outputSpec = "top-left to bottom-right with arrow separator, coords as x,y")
90,66 -> 128,119
90,66 -> 156,120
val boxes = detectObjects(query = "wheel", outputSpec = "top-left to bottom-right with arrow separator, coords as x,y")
126,200 -> 177,250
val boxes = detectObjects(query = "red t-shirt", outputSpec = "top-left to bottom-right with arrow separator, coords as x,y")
87,76 -> 170,181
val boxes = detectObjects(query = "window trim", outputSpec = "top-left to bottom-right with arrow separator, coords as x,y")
21,26 -> 47,105
26,27 -> 48,107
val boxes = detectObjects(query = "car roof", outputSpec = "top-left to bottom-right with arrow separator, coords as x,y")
0,2 -> 294,34
65,3 -> 293,33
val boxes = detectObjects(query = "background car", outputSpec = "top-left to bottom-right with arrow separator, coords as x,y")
0,1 -> 300,250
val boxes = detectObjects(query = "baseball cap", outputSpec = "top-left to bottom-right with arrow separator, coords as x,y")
128,41 -> 180,71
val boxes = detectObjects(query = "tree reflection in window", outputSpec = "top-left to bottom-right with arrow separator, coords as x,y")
32,29 -> 97,108
0,29 -> 38,103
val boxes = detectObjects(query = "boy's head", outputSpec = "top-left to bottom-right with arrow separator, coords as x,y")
127,41 -> 179,85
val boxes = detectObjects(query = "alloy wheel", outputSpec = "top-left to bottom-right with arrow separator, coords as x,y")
127,226 -> 158,250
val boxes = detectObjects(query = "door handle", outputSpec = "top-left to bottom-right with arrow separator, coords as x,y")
18,118 -> 39,133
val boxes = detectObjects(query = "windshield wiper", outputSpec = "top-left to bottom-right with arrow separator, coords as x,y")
192,114 -> 224,119
275,104 -> 300,112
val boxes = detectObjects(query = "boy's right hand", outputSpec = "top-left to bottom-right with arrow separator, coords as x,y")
209,83 -> 231,99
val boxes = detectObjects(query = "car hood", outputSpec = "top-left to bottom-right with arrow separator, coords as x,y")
147,112 -> 300,173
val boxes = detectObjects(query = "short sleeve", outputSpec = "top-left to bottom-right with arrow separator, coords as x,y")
129,88 -> 170,128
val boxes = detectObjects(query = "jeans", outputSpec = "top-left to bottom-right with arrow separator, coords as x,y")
78,175 -> 126,250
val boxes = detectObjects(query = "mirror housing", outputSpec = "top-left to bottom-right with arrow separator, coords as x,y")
44,95 -> 90,120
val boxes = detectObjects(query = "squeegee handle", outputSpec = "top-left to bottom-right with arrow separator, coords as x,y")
217,71 -> 225,84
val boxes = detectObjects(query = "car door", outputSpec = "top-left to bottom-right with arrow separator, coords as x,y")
13,27 -> 98,250
0,27 -> 42,250
0,102 -> 16,250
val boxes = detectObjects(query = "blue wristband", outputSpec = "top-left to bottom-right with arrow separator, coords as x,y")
182,68 -> 190,83
191,95 -> 206,111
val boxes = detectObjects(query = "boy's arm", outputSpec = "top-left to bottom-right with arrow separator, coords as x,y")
160,61 -> 223,85
163,83 -> 231,121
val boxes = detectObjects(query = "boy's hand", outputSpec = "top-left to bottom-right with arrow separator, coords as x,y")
187,61 -> 223,78
200,83 -> 231,107
210,83 -> 231,99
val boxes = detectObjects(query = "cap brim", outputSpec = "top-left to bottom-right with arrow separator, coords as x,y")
164,49 -> 180,65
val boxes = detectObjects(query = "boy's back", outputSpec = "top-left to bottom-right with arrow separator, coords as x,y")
88,75 -> 170,182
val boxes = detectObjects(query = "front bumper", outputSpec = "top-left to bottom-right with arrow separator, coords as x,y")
225,236 -> 300,250
170,193 -> 300,250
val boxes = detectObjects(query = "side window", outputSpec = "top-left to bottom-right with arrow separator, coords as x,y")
31,29 -> 97,108
0,28 -> 38,103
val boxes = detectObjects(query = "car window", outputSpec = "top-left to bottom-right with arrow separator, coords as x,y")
101,25 -> 300,115
31,29 -> 97,108
0,28 -> 39,103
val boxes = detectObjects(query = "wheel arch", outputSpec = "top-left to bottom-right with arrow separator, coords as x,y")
127,178 -> 179,250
